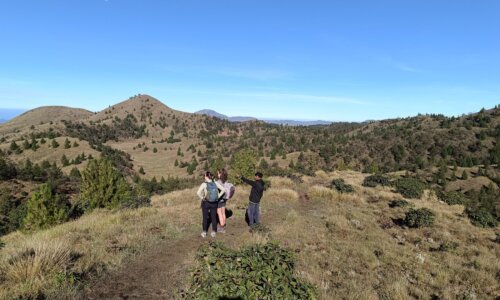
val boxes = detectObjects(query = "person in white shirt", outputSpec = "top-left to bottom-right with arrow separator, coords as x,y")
197,171 -> 226,238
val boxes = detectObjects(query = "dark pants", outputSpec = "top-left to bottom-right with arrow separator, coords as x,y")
248,202 -> 260,226
202,201 -> 218,232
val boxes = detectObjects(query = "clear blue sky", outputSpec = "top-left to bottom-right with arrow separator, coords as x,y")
0,0 -> 499,121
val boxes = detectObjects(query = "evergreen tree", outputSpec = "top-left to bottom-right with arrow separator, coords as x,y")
64,138 -> 71,149
10,141 -> 21,154
230,149 -> 257,182
73,141 -> 79,147
23,139 -> 31,150
69,167 -> 81,179
61,154 -> 70,167
139,166 -> 146,174
79,158 -> 131,211
462,170 -> 469,180
23,183 -> 69,231
51,139 -> 60,148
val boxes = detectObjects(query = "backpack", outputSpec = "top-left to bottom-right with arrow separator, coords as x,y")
206,182 -> 219,203
223,182 -> 236,200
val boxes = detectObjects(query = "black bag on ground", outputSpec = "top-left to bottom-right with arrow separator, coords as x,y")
225,208 -> 233,219
245,209 -> 250,226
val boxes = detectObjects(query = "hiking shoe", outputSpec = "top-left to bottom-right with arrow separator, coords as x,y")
201,231 -> 207,238
210,232 -> 216,238
218,226 -> 226,233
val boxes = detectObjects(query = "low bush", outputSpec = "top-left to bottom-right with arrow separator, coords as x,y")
395,178 -> 426,199
438,190 -> 467,205
437,241 -> 459,252
183,242 -> 317,299
330,179 -> 354,193
466,208 -> 497,228
250,223 -> 271,234
362,174 -> 391,188
389,199 -> 410,208
404,208 -> 435,228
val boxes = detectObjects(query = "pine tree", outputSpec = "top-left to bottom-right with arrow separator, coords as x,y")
23,183 -> 69,231
64,138 -> 71,149
73,141 -> 79,147
69,167 -> 81,179
139,166 -> 146,174
51,139 -> 60,148
462,170 -> 469,180
174,159 -> 179,167
10,141 -> 21,154
230,149 -> 257,182
79,158 -> 131,211
61,154 -> 70,167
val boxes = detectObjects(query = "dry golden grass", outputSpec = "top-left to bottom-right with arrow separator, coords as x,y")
0,188 -> 202,299
0,137 -> 101,174
1,170 -> 498,299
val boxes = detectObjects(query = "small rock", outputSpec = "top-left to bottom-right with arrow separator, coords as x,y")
416,253 -> 425,264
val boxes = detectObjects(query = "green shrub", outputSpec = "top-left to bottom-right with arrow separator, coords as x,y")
362,174 -> 391,188
250,223 -> 270,234
404,208 -> 435,228
438,190 -> 467,205
183,242 -> 317,299
23,183 -> 69,231
389,199 -> 410,208
437,241 -> 459,252
395,178 -> 426,199
79,158 -> 131,211
230,149 -> 258,183
330,178 -> 354,193
466,208 -> 497,228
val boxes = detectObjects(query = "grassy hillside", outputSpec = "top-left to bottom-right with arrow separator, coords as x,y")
0,171 -> 498,299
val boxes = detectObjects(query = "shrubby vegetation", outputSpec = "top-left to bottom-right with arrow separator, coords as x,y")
437,190 -> 467,205
184,242 -> 316,299
23,183 -> 69,231
404,208 -> 435,228
362,174 -> 391,188
395,178 -> 426,199
330,178 -> 354,193
389,199 -> 410,208
79,158 -> 131,211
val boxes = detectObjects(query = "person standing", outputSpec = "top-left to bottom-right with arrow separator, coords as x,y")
216,169 -> 235,233
197,171 -> 226,238
239,172 -> 265,227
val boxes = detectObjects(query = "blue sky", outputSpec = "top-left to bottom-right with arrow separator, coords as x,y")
0,0 -> 499,121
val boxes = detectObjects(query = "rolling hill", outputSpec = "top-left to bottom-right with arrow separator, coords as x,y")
0,94 -> 498,299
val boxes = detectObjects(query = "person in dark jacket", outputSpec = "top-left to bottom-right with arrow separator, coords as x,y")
239,172 -> 265,226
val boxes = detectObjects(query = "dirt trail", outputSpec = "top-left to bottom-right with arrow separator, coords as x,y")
84,210 -> 252,299
85,191 -> 309,300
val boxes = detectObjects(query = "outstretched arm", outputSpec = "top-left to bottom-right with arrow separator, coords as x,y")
241,177 -> 257,188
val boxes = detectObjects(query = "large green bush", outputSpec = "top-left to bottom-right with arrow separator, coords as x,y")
79,158 -> 131,211
330,178 -> 354,193
23,183 -> 69,231
466,208 -> 497,228
395,178 -> 426,199
184,242 -> 316,299
230,149 -> 258,183
438,190 -> 467,205
362,174 -> 391,188
404,208 -> 435,228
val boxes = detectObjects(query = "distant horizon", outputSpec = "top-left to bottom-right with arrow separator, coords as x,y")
1,98 -> 497,123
